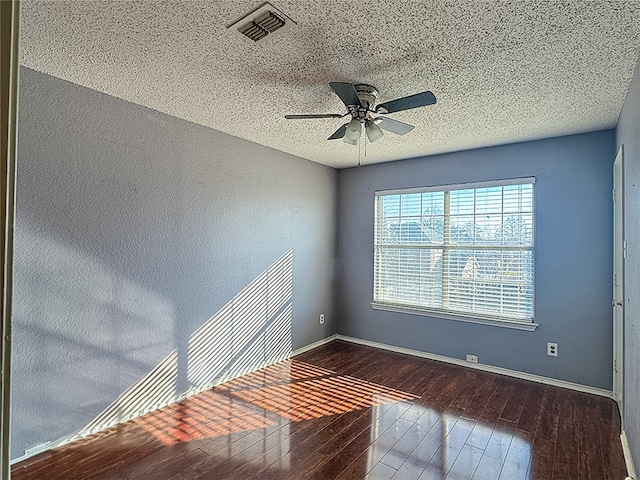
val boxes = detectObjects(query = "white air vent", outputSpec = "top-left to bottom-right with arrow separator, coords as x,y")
228,2 -> 296,43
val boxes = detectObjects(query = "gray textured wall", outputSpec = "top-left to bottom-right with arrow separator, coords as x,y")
11,68 -> 337,459
617,54 -> 640,472
337,130 -> 615,390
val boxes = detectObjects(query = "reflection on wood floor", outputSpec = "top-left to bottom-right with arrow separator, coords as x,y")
12,340 -> 628,480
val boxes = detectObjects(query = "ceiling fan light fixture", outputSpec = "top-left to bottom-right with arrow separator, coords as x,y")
366,122 -> 384,143
343,135 -> 358,145
345,118 -> 362,141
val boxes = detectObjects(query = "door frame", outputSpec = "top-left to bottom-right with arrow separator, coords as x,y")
613,145 -> 624,409
1,1 -> 20,477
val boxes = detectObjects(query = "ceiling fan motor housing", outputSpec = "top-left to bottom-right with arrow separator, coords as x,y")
353,84 -> 378,108
350,84 -> 378,121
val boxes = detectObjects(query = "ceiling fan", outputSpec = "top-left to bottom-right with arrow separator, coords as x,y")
285,82 -> 437,145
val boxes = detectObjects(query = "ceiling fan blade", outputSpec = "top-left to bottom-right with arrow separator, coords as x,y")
328,123 -> 348,140
376,117 -> 415,135
376,91 -> 436,114
329,82 -> 363,108
285,113 -> 343,119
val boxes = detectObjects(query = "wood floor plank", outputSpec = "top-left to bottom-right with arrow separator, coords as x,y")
464,417 -> 495,451
109,443 -> 209,480
391,410 -> 461,479
462,375 -> 498,419
361,417 -> 415,469
500,380 -> 531,423
498,426 -> 532,480
428,369 -> 471,413
471,418 -> 516,480
366,461 -> 398,480
306,400 -> 413,479
444,443 -> 484,480
552,390 -> 579,479
526,387 -> 561,480
449,369 -> 487,411
380,408 -> 442,470
12,341 -> 628,480
304,427 -> 374,480
516,384 -> 546,434
576,394 -> 605,480
228,410 -> 364,480
418,416 -> 476,480
333,450 -> 371,480
478,378 -> 514,424
595,396 -> 628,480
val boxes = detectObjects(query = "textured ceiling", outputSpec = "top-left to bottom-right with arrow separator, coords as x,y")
19,0 -> 640,169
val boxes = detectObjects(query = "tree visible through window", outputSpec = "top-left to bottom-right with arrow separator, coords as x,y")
374,179 -> 534,323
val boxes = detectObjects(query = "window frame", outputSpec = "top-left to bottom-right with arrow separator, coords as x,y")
371,178 -> 538,331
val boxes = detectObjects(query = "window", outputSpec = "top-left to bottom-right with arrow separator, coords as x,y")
373,179 -> 534,327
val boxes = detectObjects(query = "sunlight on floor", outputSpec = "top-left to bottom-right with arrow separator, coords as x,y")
220,360 -> 419,422
136,359 -> 419,446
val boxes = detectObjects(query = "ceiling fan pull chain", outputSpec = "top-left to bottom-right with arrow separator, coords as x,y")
364,133 -> 368,158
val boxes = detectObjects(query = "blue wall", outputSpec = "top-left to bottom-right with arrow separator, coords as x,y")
337,130 -> 615,390
12,68 -> 338,460
617,54 -> 640,472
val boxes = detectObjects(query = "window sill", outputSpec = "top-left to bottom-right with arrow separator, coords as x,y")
370,303 -> 539,331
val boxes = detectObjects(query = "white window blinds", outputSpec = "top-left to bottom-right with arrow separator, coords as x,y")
374,179 -> 534,323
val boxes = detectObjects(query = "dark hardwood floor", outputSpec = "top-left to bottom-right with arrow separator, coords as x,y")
12,340 -> 628,480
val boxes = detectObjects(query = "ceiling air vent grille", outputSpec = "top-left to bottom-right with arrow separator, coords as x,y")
238,11 -> 286,42
228,3 -> 296,43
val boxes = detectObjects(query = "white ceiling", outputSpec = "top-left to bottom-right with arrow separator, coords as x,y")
19,0 -> 640,169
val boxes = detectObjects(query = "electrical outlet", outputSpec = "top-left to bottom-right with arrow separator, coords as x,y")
466,354 -> 478,363
319,313 -> 325,324
547,342 -> 558,357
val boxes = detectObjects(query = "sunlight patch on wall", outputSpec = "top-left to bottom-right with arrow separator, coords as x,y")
78,352 -> 179,437
187,249 -> 293,386
75,250 -> 293,440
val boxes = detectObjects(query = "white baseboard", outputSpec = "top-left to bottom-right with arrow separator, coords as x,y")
336,335 -> 613,399
11,442 -> 53,465
622,430 -> 637,479
291,334 -> 338,357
